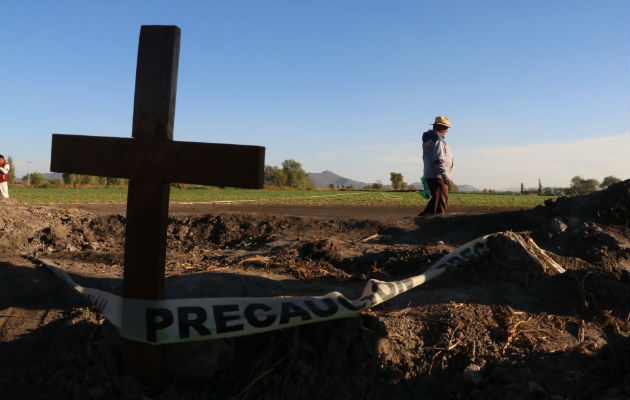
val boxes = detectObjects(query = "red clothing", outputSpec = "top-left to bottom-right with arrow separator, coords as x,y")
0,160 -> 7,183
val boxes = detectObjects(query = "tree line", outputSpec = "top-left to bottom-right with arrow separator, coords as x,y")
519,176 -> 622,196
4,153 -> 624,195
264,160 -> 315,189
19,173 -> 128,187
389,172 -> 459,192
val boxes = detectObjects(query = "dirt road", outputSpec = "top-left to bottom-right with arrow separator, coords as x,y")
65,202 -> 517,218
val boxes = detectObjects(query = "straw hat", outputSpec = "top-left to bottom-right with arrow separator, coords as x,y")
432,116 -> 452,128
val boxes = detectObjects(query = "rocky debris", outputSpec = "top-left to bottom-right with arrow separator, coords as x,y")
300,238 -> 342,261
463,363 -> 483,385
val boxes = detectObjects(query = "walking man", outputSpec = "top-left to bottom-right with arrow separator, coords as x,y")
0,155 -> 10,198
419,116 -> 454,216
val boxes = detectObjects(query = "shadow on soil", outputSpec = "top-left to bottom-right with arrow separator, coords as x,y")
2,254 -> 629,399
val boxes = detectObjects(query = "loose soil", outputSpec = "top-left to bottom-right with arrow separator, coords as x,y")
1,182 -> 629,399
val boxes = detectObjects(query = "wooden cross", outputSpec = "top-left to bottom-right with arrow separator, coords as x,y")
50,26 -> 264,387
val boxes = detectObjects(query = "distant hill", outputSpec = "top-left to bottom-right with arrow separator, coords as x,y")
305,171 -> 481,192
307,170 -> 368,189
43,173 -> 64,179
457,184 -> 480,192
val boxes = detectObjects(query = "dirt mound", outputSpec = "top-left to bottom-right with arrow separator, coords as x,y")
0,181 -> 629,399
544,179 -> 630,226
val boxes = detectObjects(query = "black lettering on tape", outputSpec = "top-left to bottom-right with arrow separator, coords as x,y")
214,305 -> 244,334
394,281 -> 405,294
178,306 -> 211,339
146,308 -> 174,342
371,282 -> 378,293
304,298 -> 338,317
375,282 -> 397,298
401,278 -> 414,291
244,303 -> 276,328
473,242 -> 486,256
358,294 -> 377,308
435,262 -> 449,270
460,248 -> 473,261
337,295 -> 366,311
279,302 -> 312,324
449,255 -> 464,266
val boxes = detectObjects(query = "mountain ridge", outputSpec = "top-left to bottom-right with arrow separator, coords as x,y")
308,170 -> 480,192
307,170 -> 368,188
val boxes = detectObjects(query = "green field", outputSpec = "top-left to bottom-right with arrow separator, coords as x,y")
9,187 -> 555,208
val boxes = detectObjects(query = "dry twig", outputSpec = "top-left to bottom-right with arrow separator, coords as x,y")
428,324 -> 462,375
360,233 -> 379,242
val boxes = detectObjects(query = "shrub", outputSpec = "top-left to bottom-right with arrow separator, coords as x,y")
22,172 -> 46,186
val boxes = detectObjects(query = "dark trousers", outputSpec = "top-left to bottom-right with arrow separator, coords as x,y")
422,178 -> 449,214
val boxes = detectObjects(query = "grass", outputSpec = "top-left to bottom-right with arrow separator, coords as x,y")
9,186 -> 555,208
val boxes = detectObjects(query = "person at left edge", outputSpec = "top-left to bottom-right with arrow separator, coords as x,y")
0,155 -> 10,198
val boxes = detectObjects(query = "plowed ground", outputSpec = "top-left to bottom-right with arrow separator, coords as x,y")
1,182 -> 629,399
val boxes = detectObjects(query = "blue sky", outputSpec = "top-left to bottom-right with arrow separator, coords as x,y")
1,0 -> 628,190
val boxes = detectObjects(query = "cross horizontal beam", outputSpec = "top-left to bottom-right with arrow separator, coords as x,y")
50,134 -> 265,188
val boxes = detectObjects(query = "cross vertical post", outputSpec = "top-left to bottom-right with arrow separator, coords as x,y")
49,25 -> 265,389
120,25 -> 180,386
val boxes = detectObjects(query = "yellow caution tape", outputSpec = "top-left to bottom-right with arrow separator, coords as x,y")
37,234 -> 492,344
